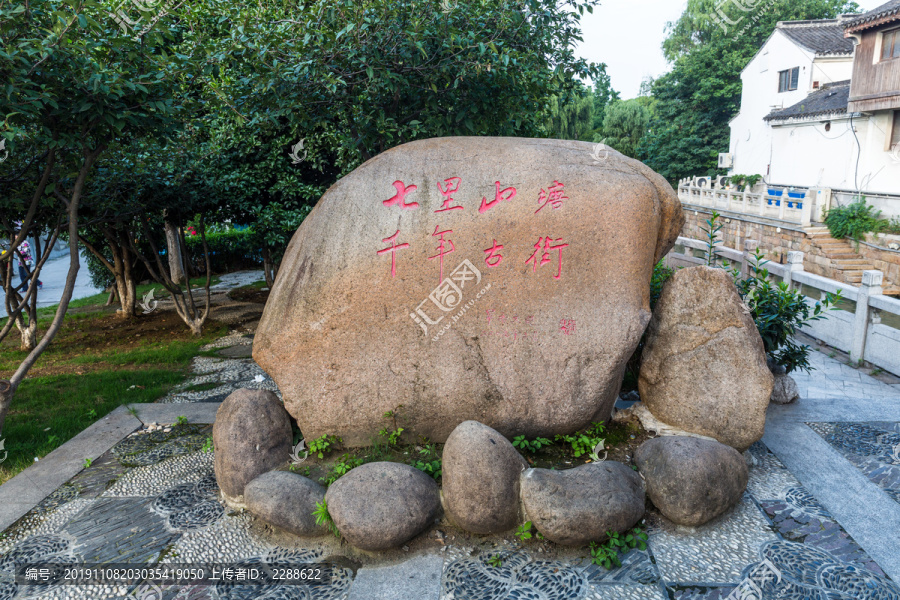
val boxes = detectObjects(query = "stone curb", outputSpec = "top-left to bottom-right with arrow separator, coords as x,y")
0,402 -> 221,532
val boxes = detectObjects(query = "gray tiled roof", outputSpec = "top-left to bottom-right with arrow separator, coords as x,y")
779,22 -> 854,55
843,0 -> 900,31
764,81 -> 851,122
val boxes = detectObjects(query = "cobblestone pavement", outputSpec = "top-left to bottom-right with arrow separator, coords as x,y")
1,340 -> 898,599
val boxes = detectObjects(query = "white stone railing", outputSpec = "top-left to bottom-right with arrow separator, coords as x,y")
677,177 -> 812,226
666,236 -> 900,376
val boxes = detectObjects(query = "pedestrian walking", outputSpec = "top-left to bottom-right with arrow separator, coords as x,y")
15,239 -> 43,292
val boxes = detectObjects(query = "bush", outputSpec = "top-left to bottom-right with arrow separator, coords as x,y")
736,250 -> 838,374
185,227 -> 261,273
824,199 -> 888,244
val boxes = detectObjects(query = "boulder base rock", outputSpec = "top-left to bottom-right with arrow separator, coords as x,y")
520,462 -> 645,546
254,137 -> 683,445
635,436 -> 748,526
213,389 -> 293,504
442,421 -> 528,534
244,471 -> 325,537
638,266 -> 774,451
325,462 -> 441,551
771,374 -> 800,405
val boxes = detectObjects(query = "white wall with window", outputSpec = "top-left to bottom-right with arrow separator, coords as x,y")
729,29 -> 854,180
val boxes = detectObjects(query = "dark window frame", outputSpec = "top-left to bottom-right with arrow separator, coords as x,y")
881,28 -> 900,61
778,67 -> 800,93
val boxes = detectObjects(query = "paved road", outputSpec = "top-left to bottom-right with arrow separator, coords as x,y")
0,250 -> 101,310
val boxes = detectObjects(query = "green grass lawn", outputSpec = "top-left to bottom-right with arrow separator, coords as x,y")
0,284 -> 232,485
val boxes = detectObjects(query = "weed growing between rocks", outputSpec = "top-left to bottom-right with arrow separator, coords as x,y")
588,527 -> 648,569
313,500 -> 340,538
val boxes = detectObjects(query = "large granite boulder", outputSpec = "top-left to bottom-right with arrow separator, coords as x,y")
325,462 -> 441,551
213,389 -> 293,504
520,462 -> 645,546
255,137 -> 683,445
244,471 -> 326,537
638,266 -> 773,451
635,436 -> 748,526
442,421 -> 528,534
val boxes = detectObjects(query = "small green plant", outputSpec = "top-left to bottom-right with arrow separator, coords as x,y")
413,458 -> 442,479
86,409 -> 98,420
312,500 -> 340,538
322,454 -> 365,485
487,554 -> 503,568
515,521 -> 535,542
126,405 -> 139,418
201,437 -> 214,453
737,248 -> 840,373
46,435 -> 60,447
83,458 -> 93,468
512,435 -> 553,454
728,174 -> 762,191
175,416 -> 188,426
700,210 -> 724,266
556,424 -> 605,458
379,427 -> 405,447
828,351 -> 837,359
588,527 -> 648,569
308,434 -> 342,459
871,367 -> 884,376
825,198 -> 889,246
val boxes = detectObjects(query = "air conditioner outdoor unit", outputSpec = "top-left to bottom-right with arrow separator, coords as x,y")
718,153 -> 734,169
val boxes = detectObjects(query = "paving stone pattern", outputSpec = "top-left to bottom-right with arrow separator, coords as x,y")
1,335 -> 898,599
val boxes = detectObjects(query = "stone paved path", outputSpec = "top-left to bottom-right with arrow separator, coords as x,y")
0,338 -> 898,600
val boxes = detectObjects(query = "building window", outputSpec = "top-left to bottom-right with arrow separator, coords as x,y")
881,28 -> 900,61
778,67 -> 799,92
890,111 -> 900,150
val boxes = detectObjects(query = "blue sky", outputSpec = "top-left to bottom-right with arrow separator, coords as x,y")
576,0 -> 889,99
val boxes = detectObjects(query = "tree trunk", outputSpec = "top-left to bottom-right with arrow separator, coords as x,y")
262,247 -> 276,288
19,319 -> 37,351
165,221 -> 186,285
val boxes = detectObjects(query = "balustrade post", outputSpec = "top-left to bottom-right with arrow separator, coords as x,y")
742,240 -> 759,280
850,270 -> 883,364
785,251 -> 804,291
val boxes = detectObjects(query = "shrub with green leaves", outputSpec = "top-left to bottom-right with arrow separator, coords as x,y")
512,435 -> 553,454
824,199 -> 889,244
736,250 -> 839,374
556,423 -> 605,458
308,434 -> 341,459
589,527 -> 648,569
321,454 -> 364,486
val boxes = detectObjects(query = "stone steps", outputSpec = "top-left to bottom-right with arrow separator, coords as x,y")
803,227 -> 889,289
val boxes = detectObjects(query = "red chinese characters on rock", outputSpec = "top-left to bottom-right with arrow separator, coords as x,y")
534,180 -> 568,214
525,237 -> 569,280
427,226 -> 456,282
483,311 -> 536,341
377,230 -> 410,278
478,181 -> 517,214
483,239 -> 504,268
559,319 -> 576,335
382,180 -> 419,210
435,177 -> 464,213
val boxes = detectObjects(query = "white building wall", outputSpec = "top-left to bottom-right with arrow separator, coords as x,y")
811,57 -> 854,89
730,31 -> 817,177
768,116 -> 866,189
856,111 -> 900,197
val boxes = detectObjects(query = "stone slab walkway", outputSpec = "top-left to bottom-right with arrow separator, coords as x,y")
0,342 -> 898,600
